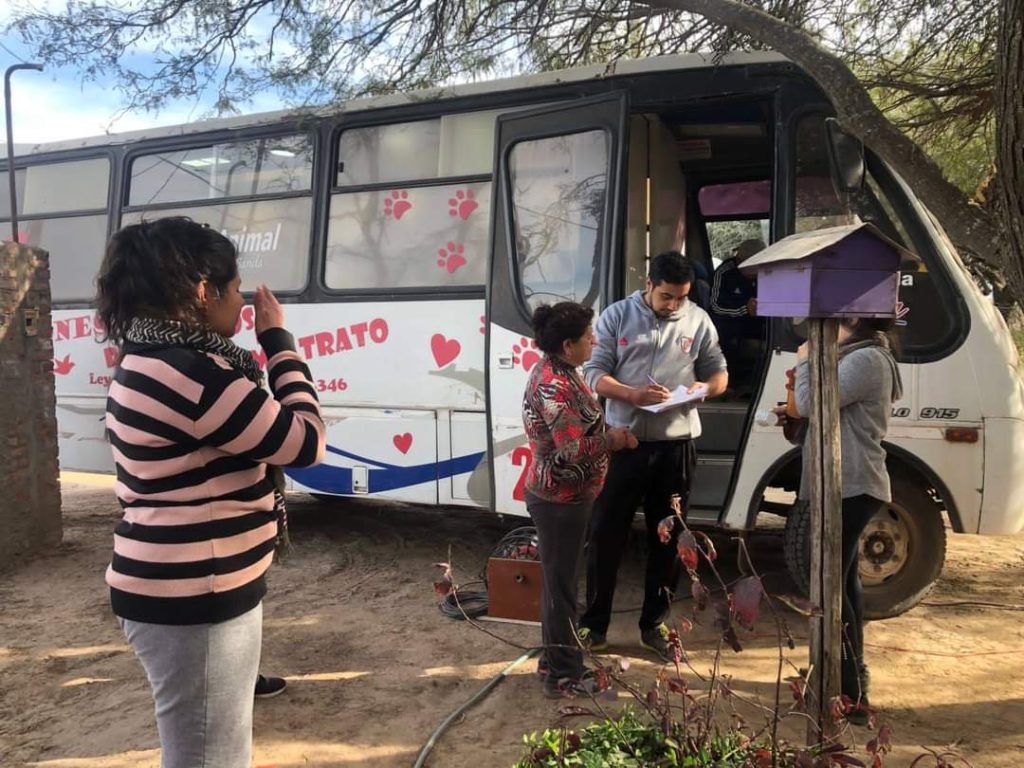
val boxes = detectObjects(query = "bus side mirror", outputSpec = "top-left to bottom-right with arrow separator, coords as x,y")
825,117 -> 865,194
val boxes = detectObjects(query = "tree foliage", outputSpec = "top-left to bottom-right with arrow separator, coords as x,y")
5,0 -> 1022,295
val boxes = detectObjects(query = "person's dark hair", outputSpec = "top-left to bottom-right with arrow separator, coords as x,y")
649,251 -> 695,287
96,217 -> 238,344
841,316 -> 898,353
531,302 -> 594,356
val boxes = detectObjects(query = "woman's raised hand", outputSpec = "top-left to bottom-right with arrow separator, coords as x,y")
253,285 -> 284,335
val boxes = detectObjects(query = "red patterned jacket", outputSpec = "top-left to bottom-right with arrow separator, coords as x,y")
522,355 -> 609,504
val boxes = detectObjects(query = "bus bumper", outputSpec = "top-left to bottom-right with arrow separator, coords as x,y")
980,417 -> 1024,534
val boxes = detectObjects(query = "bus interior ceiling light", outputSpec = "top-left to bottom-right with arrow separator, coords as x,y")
182,157 -> 232,168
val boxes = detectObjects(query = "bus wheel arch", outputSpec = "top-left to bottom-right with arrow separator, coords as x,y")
779,450 -> 949,620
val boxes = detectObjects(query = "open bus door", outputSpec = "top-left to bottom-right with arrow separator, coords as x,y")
485,92 -> 629,515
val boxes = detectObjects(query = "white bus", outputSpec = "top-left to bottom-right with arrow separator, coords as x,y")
6,53 -> 1023,618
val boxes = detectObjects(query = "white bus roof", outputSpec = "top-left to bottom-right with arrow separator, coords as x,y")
10,52 -> 790,158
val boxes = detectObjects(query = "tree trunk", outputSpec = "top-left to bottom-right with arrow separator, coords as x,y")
647,0 -> 1013,285
996,0 -> 1024,299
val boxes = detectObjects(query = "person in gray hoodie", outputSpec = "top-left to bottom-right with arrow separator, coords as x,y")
793,316 -> 903,725
579,251 -> 728,661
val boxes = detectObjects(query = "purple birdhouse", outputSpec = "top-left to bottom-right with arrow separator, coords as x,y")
739,222 -> 919,318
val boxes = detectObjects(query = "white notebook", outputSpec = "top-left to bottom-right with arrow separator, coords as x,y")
638,384 -> 708,414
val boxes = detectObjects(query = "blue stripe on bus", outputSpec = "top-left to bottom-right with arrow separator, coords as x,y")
285,449 -> 486,494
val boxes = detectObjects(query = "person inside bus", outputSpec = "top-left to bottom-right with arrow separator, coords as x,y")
790,316 -> 902,725
522,301 -> 638,698
579,252 -> 728,661
96,217 -> 326,768
710,238 -> 766,396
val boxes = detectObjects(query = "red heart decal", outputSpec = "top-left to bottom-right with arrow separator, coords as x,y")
393,433 -> 413,454
430,334 -> 461,368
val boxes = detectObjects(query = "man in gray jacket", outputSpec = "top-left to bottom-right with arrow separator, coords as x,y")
580,251 -> 728,661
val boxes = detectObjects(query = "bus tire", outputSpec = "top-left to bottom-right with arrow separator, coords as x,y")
782,474 -> 946,620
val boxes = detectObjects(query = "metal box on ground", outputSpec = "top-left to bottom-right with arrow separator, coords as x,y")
486,557 -> 542,624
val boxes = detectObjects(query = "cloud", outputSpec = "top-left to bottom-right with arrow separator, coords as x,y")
0,68 -> 291,150
3,76 -> 198,145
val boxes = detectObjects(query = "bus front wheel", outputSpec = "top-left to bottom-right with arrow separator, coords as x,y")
782,473 -> 946,620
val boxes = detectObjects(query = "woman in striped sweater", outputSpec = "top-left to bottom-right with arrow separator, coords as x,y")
96,217 -> 326,768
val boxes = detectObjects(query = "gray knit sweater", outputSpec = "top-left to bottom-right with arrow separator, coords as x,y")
795,341 -> 903,502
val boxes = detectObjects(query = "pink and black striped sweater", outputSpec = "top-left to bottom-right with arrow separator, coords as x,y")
104,328 -> 325,625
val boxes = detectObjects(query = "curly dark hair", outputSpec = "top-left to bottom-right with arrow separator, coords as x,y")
530,302 -> 594,355
96,217 -> 238,344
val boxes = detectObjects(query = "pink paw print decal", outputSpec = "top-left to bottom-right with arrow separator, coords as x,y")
383,190 -> 412,220
437,242 -> 467,274
512,337 -> 541,372
448,189 -> 478,220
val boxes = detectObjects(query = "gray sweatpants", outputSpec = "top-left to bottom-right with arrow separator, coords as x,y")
120,603 -> 263,768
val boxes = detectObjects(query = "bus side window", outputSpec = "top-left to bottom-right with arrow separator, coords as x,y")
2,158 -> 111,303
125,136 -> 315,293
326,110 -> 502,291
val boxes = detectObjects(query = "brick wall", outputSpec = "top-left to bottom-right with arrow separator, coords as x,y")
0,242 -> 62,567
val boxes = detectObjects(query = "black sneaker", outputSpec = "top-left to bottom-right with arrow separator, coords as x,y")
577,627 -> 608,652
640,623 -> 676,663
254,674 -> 287,699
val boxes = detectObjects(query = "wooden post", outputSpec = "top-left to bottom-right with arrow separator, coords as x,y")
806,317 -> 843,742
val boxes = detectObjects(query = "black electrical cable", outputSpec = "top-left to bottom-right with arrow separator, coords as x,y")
437,527 -> 539,620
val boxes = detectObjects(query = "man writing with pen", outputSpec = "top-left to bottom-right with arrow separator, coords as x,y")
579,251 -> 729,661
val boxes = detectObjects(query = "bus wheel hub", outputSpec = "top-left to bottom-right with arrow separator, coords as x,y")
860,514 -> 909,584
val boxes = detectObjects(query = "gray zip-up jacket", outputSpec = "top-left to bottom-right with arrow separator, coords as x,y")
795,342 -> 904,502
583,291 -> 727,441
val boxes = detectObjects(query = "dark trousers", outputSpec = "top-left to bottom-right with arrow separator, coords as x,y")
841,494 -> 885,699
581,440 -> 696,635
525,491 -> 593,680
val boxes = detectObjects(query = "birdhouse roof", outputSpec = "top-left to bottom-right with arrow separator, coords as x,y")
739,222 -> 920,275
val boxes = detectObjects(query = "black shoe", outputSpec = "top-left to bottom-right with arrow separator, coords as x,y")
640,623 -> 678,663
577,627 -> 608,652
254,674 -> 287,699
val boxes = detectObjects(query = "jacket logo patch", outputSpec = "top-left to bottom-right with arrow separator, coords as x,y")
680,336 -> 694,354
619,337 -> 629,347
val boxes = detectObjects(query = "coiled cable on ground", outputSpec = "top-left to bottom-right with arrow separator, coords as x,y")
437,527 -> 539,620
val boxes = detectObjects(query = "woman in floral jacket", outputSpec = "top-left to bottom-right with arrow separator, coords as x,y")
522,302 -> 637,697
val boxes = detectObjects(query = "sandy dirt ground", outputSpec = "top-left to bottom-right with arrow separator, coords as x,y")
1,475 -> 1022,767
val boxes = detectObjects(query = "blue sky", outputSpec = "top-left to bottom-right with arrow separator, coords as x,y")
0,9 -> 287,148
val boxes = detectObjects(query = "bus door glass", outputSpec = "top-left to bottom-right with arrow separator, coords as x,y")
486,93 -> 628,514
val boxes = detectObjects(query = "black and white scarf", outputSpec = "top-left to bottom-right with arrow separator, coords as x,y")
124,317 -> 291,557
